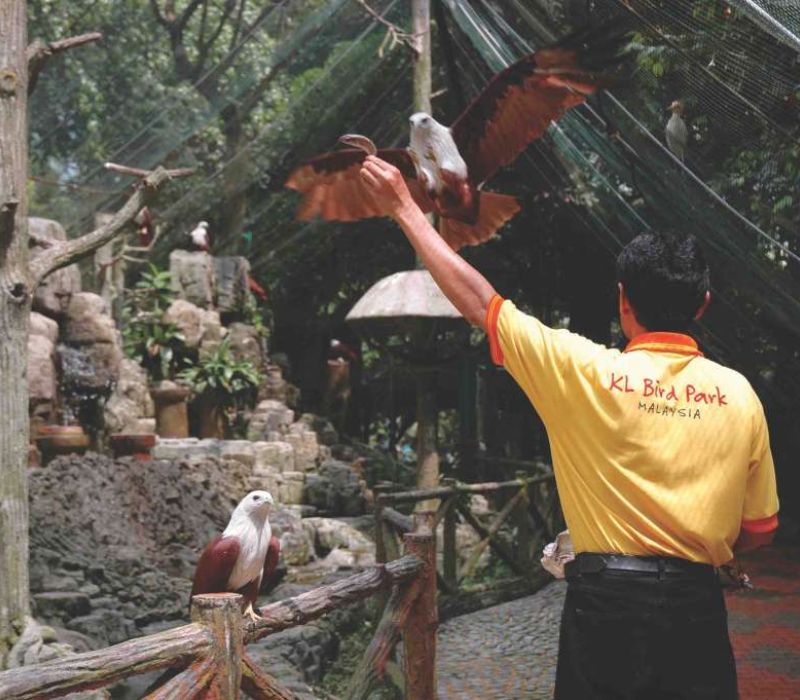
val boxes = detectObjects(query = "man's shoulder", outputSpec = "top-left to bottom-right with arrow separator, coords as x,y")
693,356 -> 762,406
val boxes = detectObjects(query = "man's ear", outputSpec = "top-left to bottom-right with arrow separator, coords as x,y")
694,290 -> 711,321
618,283 -> 633,315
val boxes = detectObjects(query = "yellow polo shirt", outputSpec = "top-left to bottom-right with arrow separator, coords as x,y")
487,295 -> 779,566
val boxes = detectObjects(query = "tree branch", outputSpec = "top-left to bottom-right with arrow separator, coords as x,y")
238,32 -> 309,117
27,32 -> 102,95
29,166 -> 187,285
196,0 -> 236,73
228,0 -> 247,52
150,0 -> 170,28
355,0 -> 421,56
178,0 -> 207,31
104,162 -> 196,179
200,0 -> 288,94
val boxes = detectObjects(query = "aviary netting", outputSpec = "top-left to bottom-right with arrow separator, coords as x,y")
28,0 -> 800,504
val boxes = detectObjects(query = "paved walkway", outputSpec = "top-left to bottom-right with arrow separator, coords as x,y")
437,546 -> 800,699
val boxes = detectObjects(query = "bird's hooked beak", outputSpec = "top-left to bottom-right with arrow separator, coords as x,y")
338,134 -> 376,155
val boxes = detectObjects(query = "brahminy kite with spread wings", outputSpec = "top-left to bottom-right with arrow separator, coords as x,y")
285,23 -> 629,250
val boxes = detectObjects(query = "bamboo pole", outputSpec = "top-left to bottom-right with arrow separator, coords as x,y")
402,532 -> 437,700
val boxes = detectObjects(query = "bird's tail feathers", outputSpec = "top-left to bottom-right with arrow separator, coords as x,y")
439,192 -> 520,250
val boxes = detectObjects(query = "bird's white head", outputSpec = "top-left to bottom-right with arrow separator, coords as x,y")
409,112 -> 442,134
234,490 -> 275,522
197,221 -> 209,229
668,100 -> 684,115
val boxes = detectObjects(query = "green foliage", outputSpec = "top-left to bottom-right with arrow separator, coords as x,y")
242,294 -> 271,339
121,265 -> 190,382
178,338 -> 261,408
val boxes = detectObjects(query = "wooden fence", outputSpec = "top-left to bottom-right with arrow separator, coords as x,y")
0,536 -> 434,700
0,468 -> 557,700
374,468 -> 558,601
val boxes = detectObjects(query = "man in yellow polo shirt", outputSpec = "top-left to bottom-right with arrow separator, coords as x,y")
358,155 -> 778,699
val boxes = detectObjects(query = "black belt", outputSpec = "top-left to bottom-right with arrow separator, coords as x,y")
565,552 -> 715,580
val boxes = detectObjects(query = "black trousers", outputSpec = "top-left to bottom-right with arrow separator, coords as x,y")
554,562 -> 738,699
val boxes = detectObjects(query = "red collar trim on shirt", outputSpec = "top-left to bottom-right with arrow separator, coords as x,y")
624,332 -> 703,357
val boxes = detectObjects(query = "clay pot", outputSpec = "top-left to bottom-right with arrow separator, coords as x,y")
110,433 -> 156,461
35,425 -> 90,465
150,381 -> 190,438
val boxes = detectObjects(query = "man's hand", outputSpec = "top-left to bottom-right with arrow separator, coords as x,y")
359,156 -> 417,220
358,156 -> 496,328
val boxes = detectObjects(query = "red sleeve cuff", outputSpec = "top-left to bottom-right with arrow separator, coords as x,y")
741,514 -> 779,533
486,294 -> 505,366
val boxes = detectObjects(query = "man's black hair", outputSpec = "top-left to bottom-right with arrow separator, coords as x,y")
616,232 -> 710,332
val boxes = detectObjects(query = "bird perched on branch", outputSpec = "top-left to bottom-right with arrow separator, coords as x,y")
134,207 -> 154,247
189,220 -> 211,251
665,100 -> 688,162
190,490 -> 280,622
286,23 -> 629,250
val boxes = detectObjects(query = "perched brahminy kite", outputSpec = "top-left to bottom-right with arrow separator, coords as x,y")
286,23 -> 629,250
190,490 -> 280,622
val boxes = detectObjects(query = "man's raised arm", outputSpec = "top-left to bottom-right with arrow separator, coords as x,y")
359,156 -> 496,328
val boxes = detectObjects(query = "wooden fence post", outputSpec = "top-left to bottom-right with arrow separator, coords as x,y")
191,593 -> 243,699
441,479 -> 457,590
515,472 -> 533,570
374,485 -> 390,616
374,487 -> 389,568
413,509 -> 436,535
402,532 -> 437,700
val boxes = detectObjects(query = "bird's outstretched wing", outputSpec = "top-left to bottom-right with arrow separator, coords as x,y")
451,23 -> 629,185
190,536 -> 240,600
285,148 -> 433,221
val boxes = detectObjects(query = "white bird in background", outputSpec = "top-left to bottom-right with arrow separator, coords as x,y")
189,221 -> 211,251
665,100 -> 688,162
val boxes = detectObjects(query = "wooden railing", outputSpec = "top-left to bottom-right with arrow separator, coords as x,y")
0,537 -> 434,700
374,468 -> 558,600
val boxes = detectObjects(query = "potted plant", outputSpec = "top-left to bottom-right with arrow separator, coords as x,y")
178,338 -> 262,439
121,265 -> 193,438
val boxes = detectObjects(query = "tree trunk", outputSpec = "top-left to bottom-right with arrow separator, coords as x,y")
412,0 -> 431,115
0,0 -> 32,667
218,107 -> 249,242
